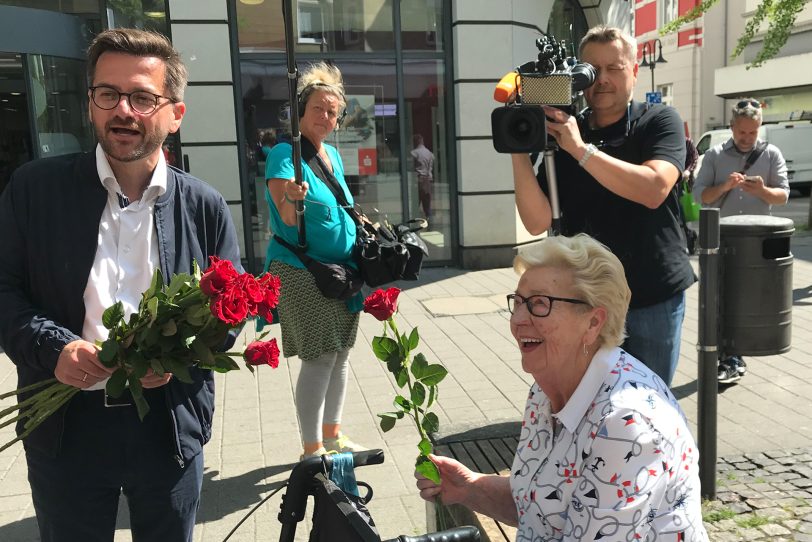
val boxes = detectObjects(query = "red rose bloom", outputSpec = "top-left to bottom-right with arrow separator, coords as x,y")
244,339 -> 280,368
230,274 -> 265,316
210,288 -> 249,325
363,287 -> 401,321
200,256 -> 239,297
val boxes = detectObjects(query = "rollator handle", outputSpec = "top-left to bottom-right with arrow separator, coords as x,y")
387,526 -> 481,542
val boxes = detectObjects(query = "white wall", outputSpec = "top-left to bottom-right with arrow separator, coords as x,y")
453,0 -> 554,268
168,0 -> 245,257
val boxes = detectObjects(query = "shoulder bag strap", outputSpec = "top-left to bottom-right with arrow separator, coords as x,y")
273,234 -> 315,266
741,140 -> 768,173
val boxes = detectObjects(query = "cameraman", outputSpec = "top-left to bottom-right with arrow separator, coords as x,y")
511,26 -> 693,386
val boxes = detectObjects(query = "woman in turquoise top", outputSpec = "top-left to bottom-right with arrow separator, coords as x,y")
263,62 -> 367,459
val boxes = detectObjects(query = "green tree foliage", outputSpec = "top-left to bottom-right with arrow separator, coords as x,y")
660,0 -> 808,68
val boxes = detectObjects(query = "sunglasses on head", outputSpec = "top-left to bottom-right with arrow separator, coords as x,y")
737,99 -> 761,109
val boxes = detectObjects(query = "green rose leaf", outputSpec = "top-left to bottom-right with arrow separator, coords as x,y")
394,395 -> 412,412
426,384 -> 437,408
372,336 -> 399,362
191,338 -> 215,365
411,381 -> 426,406
421,412 -> 440,434
166,272 -> 193,298
102,301 -> 125,331
131,362 -> 148,379
127,374 -> 150,420
141,268 -> 163,302
419,364 -> 448,386
106,368 -> 128,398
378,411 -> 404,432
213,353 -> 240,373
395,366 -> 409,388
146,296 -> 159,325
415,455 -> 440,484
150,359 -> 165,376
161,319 -> 178,337
411,352 -> 428,379
417,436 -> 433,456
408,327 -> 419,350
98,339 -> 120,367
163,359 -> 193,384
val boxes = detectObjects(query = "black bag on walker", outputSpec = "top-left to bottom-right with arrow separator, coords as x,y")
309,473 -> 380,542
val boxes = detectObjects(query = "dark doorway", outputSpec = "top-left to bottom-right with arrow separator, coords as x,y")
0,52 -> 33,194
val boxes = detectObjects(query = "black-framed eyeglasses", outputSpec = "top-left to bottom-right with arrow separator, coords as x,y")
506,293 -> 589,318
89,85 -> 176,114
736,99 -> 761,110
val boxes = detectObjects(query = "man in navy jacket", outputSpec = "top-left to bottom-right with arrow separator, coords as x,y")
0,29 -> 241,541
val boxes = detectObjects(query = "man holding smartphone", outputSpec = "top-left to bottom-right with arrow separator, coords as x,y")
693,98 -> 790,385
694,99 -> 789,218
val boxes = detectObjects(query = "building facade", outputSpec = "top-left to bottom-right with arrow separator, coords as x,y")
1,0 -> 635,272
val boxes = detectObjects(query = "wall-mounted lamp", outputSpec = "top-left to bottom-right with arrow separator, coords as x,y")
640,38 -> 667,94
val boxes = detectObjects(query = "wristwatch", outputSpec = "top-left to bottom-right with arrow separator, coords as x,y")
578,144 -> 599,168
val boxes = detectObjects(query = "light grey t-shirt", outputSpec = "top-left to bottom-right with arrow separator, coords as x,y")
693,138 -> 788,217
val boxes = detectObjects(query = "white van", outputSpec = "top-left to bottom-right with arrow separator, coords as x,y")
694,122 -> 812,195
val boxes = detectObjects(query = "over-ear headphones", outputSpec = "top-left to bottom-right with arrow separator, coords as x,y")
297,83 -> 347,126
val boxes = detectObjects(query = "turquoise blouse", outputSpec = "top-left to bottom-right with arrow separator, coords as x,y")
262,142 -> 362,312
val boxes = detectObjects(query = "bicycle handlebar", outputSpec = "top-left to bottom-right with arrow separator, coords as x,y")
384,526 -> 481,542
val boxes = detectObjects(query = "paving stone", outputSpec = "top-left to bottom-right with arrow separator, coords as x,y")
794,479 -> 812,489
759,523 -> 792,538
797,520 -> 812,534
746,498 -> 777,510
714,518 -> 739,531
793,533 -> 812,542
718,491 -> 743,503
753,507 -> 792,520
738,527 -> 765,541
764,450 -> 792,460
781,519 -> 800,531
729,501 -> 753,514
765,464 -> 793,474
737,462 -> 758,471
709,531 -> 743,542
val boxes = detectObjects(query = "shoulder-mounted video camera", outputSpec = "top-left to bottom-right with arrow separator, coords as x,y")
491,35 -> 596,153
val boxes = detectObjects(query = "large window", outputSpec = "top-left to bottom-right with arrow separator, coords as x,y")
660,0 -> 678,27
236,0 -> 395,53
237,1 -> 452,267
546,0 -> 588,55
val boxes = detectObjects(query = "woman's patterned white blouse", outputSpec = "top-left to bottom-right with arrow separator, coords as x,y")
510,347 -> 709,541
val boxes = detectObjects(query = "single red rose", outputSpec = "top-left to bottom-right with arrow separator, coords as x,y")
363,287 -> 401,321
200,256 -> 239,297
210,288 -> 249,325
244,339 -> 280,368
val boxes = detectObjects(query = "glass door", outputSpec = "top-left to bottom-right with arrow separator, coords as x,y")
0,52 -> 31,194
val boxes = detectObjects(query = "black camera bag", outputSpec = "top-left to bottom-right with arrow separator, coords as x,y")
304,142 -> 426,287
273,235 -> 363,300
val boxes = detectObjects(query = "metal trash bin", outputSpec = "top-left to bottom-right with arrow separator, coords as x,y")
719,215 -> 794,356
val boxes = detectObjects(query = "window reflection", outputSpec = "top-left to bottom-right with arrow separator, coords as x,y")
236,0 -> 394,53
27,54 -> 93,159
241,58 -> 451,264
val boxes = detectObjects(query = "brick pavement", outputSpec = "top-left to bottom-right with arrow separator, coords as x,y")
0,233 -> 811,541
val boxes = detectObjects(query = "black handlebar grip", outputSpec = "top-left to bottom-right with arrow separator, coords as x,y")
389,526 -> 481,542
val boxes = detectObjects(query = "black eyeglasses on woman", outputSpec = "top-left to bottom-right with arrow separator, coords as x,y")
89,85 -> 176,115
506,293 -> 588,318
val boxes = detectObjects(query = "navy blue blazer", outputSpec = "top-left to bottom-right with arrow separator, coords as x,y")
0,151 -> 242,463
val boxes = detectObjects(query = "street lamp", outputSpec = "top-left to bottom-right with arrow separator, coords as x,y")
640,39 -> 667,94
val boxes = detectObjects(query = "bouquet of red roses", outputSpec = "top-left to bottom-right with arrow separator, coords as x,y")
0,257 -> 281,452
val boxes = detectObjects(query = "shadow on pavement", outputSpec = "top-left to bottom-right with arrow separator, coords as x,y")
670,379 -> 698,400
197,462 -> 296,523
0,516 -> 38,542
794,285 -> 812,305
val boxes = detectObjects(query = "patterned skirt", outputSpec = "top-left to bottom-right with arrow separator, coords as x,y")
268,261 -> 359,362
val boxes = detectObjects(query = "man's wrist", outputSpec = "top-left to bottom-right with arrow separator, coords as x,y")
578,144 -> 599,167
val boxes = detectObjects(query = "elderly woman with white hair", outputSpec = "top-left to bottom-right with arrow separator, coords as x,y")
416,234 -> 708,541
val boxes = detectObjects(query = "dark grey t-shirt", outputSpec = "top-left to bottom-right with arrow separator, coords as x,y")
538,102 -> 695,308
